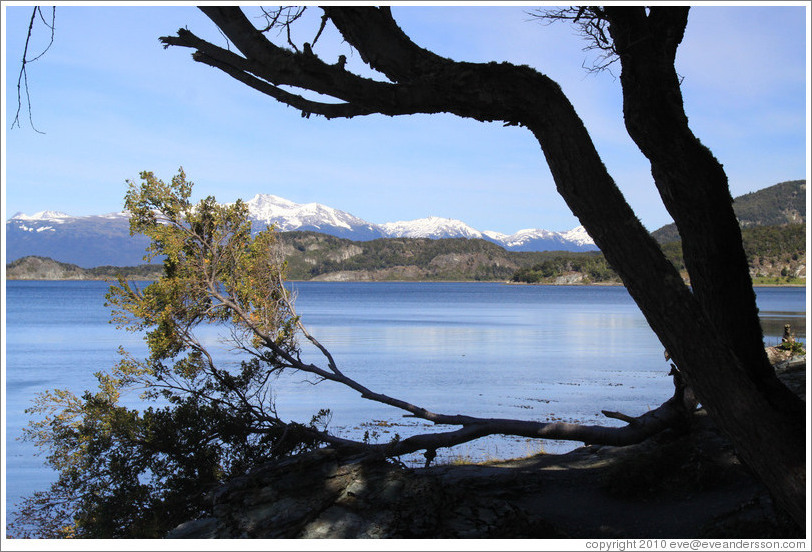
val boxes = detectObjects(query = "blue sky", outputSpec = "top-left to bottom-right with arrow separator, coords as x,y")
2,3 -> 808,234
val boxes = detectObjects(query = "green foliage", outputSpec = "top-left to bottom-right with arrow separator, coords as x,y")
12,169 -> 322,538
752,276 -> 805,286
510,252 -> 618,284
741,224 -> 805,259
651,179 -> 806,244
778,341 -> 806,356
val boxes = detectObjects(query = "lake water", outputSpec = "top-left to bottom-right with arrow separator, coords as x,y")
3,280 -> 806,521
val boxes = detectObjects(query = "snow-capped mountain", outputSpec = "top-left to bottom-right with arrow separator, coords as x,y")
11,210 -> 73,221
483,227 -> 596,252
6,211 -> 147,268
6,194 -> 596,267
242,194 -> 596,250
379,216 -> 484,239
245,194 -> 382,240
559,225 -> 595,248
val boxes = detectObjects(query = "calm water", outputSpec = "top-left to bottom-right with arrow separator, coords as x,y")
3,281 -> 806,519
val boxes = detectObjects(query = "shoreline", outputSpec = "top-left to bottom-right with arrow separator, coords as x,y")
4,276 -> 806,288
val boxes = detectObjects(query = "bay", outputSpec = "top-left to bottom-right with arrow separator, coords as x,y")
3,280 -> 806,520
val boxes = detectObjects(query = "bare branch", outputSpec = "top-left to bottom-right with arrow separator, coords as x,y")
529,7 -> 619,74
160,26 -> 389,120
210,246 -> 697,460
161,10 -> 564,127
326,378 -> 698,462
257,6 -> 307,52
13,6 -> 55,133
311,13 -> 329,49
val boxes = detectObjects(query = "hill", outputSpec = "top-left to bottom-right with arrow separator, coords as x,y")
8,224 -> 805,285
6,256 -> 163,281
279,232 -> 548,281
6,236 -> 555,282
512,224 -> 805,286
651,180 -> 805,243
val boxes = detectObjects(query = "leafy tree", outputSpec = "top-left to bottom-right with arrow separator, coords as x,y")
12,170 -> 324,538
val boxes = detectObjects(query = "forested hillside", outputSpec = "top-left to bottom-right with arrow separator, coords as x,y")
6,256 -> 163,281
651,180 -> 805,243
11,223 -> 802,285
512,224 -> 805,285
278,232 -> 555,281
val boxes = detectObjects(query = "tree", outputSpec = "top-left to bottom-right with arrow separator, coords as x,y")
155,6 -> 804,527
14,6 -> 805,534
11,170 -> 325,538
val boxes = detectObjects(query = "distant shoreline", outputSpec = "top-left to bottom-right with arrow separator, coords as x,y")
5,254 -> 806,287
5,275 -> 805,288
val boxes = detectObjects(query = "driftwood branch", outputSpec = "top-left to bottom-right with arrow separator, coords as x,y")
295,372 -> 698,462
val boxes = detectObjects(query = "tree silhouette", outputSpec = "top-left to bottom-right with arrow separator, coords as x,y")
12,6 -> 805,535
158,6 -> 804,526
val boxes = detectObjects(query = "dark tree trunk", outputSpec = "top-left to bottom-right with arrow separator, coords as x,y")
161,6 -> 806,527
601,7 -> 806,525
604,7 -> 801,409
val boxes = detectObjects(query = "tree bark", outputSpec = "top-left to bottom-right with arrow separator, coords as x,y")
601,7 -> 805,524
604,7 -> 801,409
160,6 -> 806,527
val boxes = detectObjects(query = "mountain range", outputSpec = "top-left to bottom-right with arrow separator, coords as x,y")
6,180 -> 804,269
245,194 -> 596,250
6,194 -> 597,268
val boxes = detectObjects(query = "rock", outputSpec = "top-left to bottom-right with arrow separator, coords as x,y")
775,356 -> 806,400
552,271 -> 585,285
166,518 -> 221,538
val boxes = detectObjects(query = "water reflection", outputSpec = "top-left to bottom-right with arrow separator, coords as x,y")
759,313 -> 806,343
754,287 -> 806,342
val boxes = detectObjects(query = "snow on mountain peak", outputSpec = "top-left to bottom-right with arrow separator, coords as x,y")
245,194 -> 297,212
560,225 -> 594,246
380,216 -> 483,239
8,194 -> 597,254
11,210 -> 72,222
481,225 -> 595,250
244,193 -> 368,232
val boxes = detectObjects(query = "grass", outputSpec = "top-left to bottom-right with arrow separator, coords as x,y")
438,439 -> 547,466
751,276 -> 806,286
